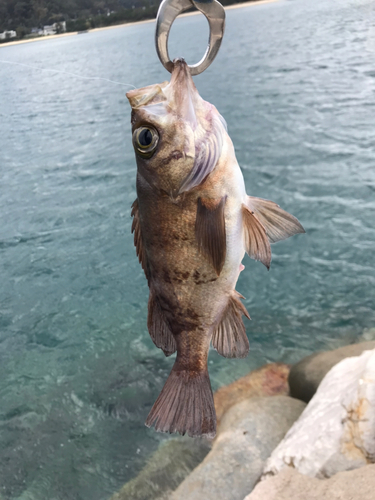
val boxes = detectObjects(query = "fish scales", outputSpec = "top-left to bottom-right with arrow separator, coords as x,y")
127,59 -> 304,438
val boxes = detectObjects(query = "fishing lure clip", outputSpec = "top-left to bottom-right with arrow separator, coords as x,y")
155,0 -> 226,76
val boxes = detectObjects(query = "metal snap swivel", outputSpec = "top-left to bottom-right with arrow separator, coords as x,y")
155,0 -> 226,76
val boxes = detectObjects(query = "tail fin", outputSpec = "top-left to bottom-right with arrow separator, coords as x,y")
145,366 -> 216,438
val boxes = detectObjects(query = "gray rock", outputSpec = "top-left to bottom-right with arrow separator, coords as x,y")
245,464 -> 375,500
170,396 -> 306,500
110,438 -> 211,500
263,349 -> 375,479
289,341 -> 375,403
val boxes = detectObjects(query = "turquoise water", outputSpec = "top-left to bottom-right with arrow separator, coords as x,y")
1,0 -> 375,498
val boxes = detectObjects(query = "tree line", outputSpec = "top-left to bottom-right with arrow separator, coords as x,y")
0,0 -> 256,40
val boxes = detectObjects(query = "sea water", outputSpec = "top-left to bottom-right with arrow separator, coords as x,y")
0,0 -> 374,497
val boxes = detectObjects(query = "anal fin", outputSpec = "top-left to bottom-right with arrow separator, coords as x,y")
195,196 -> 227,275
212,292 -> 250,359
148,290 -> 177,357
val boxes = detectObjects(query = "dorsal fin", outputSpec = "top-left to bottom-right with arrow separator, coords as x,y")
212,291 -> 250,358
246,196 -> 305,243
148,290 -> 176,357
242,203 -> 272,270
195,196 -> 227,275
131,199 -> 148,278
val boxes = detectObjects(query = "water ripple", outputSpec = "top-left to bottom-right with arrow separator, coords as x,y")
0,0 -> 374,498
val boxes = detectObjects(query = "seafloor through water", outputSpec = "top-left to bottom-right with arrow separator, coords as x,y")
0,0 -> 374,498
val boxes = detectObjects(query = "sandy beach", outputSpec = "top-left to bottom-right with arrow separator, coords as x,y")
0,0 -> 278,48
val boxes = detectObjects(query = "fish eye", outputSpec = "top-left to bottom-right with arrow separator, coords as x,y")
133,126 -> 159,158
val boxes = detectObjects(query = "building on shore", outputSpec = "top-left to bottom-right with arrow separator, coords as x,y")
0,30 -> 16,40
43,22 -> 66,36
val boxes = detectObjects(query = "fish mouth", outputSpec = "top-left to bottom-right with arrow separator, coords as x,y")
164,59 -> 226,195
126,58 -> 200,126
169,58 -> 193,86
164,58 -> 200,128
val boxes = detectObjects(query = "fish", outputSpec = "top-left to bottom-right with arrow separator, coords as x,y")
126,58 -> 304,438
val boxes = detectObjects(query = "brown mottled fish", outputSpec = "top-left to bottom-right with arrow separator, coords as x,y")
126,59 -> 304,438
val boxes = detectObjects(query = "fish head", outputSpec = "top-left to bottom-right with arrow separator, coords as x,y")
126,59 -> 226,198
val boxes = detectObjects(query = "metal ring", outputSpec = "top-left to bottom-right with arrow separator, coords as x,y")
155,0 -> 226,76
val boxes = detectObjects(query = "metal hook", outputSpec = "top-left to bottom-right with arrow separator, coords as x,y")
155,0 -> 226,76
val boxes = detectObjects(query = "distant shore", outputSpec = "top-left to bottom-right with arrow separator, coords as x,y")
0,0 -> 278,48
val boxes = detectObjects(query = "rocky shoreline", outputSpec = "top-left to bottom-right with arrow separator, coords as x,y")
111,339 -> 375,500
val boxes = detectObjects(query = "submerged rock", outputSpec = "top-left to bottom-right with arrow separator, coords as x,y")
110,438 -> 211,500
263,349 -> 375,479
214,363 -> 290,426
170,396 -> 306,500
245,464 -> 375,500
110,364 -> 290,500
288,340 -> 375,403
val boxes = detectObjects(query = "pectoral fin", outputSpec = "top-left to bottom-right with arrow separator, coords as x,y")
246,196 -> 305,243
195,196 -> 227,275
148,290 -> 177,357
212,292 -> 250,358
131,199 -> 148,278
242,203 -> 272,269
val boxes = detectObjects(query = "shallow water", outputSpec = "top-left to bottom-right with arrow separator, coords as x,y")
0,0 -> 374,498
